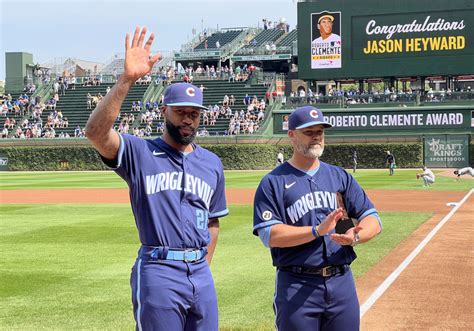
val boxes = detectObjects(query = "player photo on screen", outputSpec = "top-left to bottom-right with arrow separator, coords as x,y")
311,11 -> 342,69
282,115 -> 289,131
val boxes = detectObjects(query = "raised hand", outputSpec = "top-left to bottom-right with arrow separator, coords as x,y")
123,26 -> 161,82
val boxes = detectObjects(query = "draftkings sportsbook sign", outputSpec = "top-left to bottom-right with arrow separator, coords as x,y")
352,10 -> 473,59
424,135 -> 469,167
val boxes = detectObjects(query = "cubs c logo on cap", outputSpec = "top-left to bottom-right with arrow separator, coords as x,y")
186,87 -> 195,97
310,109 -> 319,119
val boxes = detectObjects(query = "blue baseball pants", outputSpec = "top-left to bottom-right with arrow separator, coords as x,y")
274,267 -> 360,330
130,258 -> 218,331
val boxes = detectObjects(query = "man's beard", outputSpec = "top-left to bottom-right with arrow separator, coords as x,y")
165,120 -> 197,145
296,143 -> 324,159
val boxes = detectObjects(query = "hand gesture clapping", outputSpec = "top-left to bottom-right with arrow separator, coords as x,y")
331,225 -> 363,246
317,208 -> 344,236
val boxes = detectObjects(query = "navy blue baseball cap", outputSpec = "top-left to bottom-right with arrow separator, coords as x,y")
288,106 -> 332,130
163,82 -> 207,110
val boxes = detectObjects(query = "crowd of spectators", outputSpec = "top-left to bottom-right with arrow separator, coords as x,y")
136,74 -> 153,85
86,92 -> 104,109
222,94 -> 265,135
0,73 -> 75,139
31,66 -> 52,85
153,66 -> 176,85
82,74 -> 102,87
2,61 -> 272,139
177,64 -> 256,83
262,18 -> 290,32
287,85 -> 473,107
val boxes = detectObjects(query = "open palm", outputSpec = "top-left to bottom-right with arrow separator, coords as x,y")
123,26 -> 161,82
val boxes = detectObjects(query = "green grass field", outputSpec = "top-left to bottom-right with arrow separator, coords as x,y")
0,170 -> 471,330
0,169 -> 472,191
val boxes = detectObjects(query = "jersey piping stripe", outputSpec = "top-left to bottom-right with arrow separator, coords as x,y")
209,208 -> 229,218
136,258 -> 143,331
358,208 -> 377,221
358,208 -> 383,231
253,220 -> 283,232
116,134 -> 125,168
100,134 -> 125,170
273,270 -> 280,331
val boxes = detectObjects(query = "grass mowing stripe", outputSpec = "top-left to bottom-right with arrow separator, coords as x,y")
1,170 -> 472,191
1,203 -> 430,330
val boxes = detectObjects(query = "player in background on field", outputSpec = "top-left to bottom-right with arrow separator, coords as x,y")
85,27 -> 228,331
253,106 -> 382,330
352,149 -> 358,173
277,148 -> 284,166
453,166 -> 474,179
386,150 -> 395,176
416,165 -> 435,187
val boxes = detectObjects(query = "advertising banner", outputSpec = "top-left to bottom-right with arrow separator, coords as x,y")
424,135 -> 469,167
273,108 -> 472,134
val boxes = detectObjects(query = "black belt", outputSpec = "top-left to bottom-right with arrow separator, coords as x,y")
278,265 -> 348,277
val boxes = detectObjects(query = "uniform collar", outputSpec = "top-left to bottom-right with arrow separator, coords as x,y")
153,137 -> 198,159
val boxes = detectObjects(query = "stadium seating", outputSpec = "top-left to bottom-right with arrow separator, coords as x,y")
133,80 -> 268,136
38,83 -> 149,137
237,29 -> 285,52
194,30 -> 242,50
277,29 -> 297,47
12,79 -> 268,138
101,58 -> 124,75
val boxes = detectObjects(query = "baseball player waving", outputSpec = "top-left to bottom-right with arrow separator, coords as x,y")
253,106 -> 382,330
85,27 -> 228,331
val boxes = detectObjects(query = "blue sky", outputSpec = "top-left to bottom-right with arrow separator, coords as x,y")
0,0 -> 297,80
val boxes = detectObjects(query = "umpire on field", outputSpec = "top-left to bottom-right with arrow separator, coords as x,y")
85,27 -> 228,331
253,106 -> 382,330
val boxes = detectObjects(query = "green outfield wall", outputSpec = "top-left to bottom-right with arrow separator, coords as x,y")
0,143 -> 424,171
273,106 -> 473,167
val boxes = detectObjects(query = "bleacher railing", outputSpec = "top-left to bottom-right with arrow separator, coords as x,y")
180,28 -> 218,52
142,81 -> 165,103
256,81 -> 282,135
220,28 -> 259,61
286,91 -> 474,107
234,39 -> 293,56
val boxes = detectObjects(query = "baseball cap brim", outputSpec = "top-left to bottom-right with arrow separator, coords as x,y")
166,102 -> 208,110
296,121 -> 332,129
318,14 -> 334,23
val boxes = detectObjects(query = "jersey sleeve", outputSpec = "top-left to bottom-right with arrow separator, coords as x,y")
99,133 -> 141,184
208,158 -> 228,219
253,175 -> 284,236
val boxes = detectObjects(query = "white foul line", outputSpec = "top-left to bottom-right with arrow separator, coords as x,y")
360,188 -> 473,318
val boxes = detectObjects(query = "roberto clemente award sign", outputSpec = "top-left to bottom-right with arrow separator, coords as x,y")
311,11 -> 342,69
